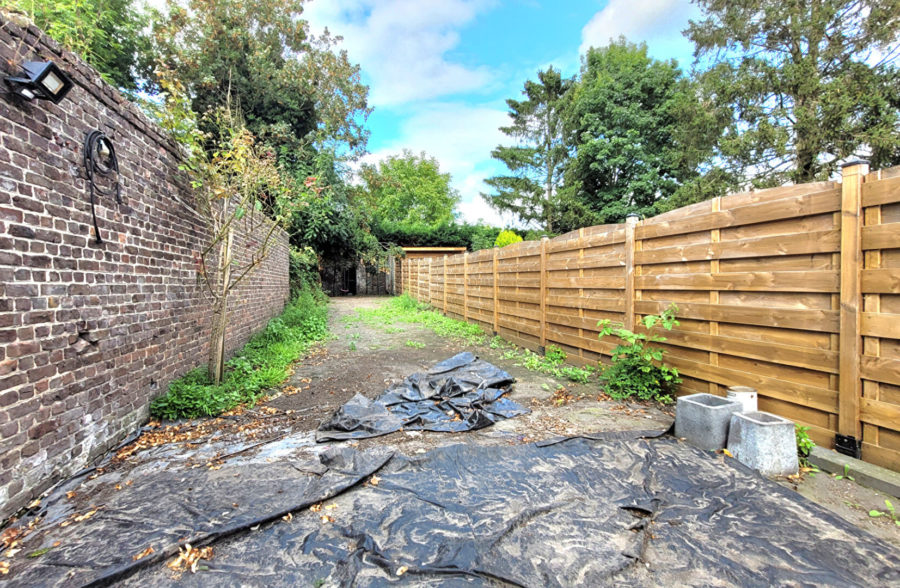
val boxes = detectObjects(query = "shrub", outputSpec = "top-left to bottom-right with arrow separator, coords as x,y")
494,229 -> 523,248
597,304 -> 681,404
150,286 -> 328,420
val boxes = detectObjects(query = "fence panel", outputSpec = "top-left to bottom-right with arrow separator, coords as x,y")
398,165 -> 900,471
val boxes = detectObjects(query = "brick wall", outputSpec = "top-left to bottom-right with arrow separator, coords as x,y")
0,16 -> 290,518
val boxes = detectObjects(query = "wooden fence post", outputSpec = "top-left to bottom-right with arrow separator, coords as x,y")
624,214 -> 639,330
837,160 -> 868,457
539,236 -> 548,351
492,246 -> 499,334
443,255 -> 448,313
463,251 -> 469,322
426,258 -> 432,305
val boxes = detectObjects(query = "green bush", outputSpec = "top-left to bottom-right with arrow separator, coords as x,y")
150,287 -> 328,420
597,304 -> 681,404
289,246 -> 321,299
494,229 -> 523,248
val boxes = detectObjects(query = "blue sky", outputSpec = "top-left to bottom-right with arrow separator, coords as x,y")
305,0 -> 701,226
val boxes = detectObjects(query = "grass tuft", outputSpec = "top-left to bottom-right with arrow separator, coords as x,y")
149,287 -> 329,420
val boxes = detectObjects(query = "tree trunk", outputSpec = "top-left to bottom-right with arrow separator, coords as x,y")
209,226 -> 234,384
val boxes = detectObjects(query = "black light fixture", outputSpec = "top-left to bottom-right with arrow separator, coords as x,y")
4,61 -> 74,104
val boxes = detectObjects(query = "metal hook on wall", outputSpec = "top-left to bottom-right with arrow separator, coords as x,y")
83,130 -> 121,244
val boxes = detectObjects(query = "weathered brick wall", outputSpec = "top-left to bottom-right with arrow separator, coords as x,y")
0,17 -> 290,518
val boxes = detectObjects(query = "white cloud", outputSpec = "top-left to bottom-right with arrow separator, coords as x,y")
580,0 -> 697,56
304,0 -> 496,107
356,102 -> 518,226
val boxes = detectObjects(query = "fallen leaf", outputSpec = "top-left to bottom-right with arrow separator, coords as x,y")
133,546 -> 154,561
52,542 -> 60,548
369,475 -> 380,486
27,499 -> 41,509
323,503 -> 339,510
73,509 -> 98,522
396,565 -> 408,576
0,528 -> 21,549
310,503 -> 323,513
5,548 -> 20,558
282,513 -> 293,523
722,449 -> 734,458
65,491 -> 77,500
0,561 -> 8,575
115,484 -> 122,491
320,515 -> 334,524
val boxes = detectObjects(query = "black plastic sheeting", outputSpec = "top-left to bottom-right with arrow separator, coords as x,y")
7,430 -> 900,586
316,352 -> 527,441
5,437 -> 393,587
110,430 -> 899,587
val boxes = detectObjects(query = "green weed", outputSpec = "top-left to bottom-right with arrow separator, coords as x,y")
149,287 -> 329,420
869,500 -> 900,526
405,340 -> 426,349
795,425 -> 815,467
597,305 -> 681,404
834,464 -> 855,481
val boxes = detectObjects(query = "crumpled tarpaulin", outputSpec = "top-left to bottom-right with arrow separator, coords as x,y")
7,429 -> 899,587
316,352 -> 528,441
113,430 -> 899,587
4,431 -> 392,587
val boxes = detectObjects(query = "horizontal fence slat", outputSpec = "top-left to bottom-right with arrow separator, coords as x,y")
637,188 -> 840,240
636,230 -> 840,265
635,271 -> 839,292
860,312 -> 900,339
861,268 -> 900,293
634,301 -> 839,333
860,398 -> 900,432
860,355 -> 900,387
861,222 -> 900,250
862,175 -> 900,207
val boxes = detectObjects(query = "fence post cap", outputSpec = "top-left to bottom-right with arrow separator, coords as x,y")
841,159 -> 869,169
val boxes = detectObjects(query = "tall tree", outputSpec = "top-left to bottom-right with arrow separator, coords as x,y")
564,39 -> 715,224
358,150 -> 460,230
151,0 -> 370,159
10,0 -> 153,91
688,0 -> 900,186
483,67 -> 573,232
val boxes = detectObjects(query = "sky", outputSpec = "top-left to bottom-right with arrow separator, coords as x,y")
304,0 -> 701,226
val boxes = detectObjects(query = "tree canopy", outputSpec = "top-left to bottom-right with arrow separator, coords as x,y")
688,0 -> 900,185
484,67 -> 573,232
563,40 -> 715,224
358,150 -> 460,230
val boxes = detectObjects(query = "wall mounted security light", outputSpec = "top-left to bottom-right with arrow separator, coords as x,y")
4,61 -> 73,104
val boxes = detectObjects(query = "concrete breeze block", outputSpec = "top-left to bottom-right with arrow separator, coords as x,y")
727,411 -> 799,477
675,393 -> 743,451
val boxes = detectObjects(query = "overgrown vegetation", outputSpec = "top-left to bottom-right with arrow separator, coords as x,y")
356,295 -> 484,344
150,288 -> 328,420
795,425 -> 816,467
490,337 -> 593,383
596,305 -> 681,404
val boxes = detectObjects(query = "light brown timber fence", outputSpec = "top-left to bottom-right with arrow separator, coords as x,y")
399,164 -> 900,472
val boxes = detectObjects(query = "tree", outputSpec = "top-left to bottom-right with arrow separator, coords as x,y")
151,0 -> 370,160
358,150 -> 460,230
564,40 -> 717,224
688,0 -> 900,186
10,0 -> 153,91
484,67 -> 573,232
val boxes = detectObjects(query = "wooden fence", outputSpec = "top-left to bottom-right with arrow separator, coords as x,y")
400,163 -> 900,471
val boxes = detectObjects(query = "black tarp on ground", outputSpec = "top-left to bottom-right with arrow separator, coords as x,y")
316,352 -> 527,441
4,433 -> 392,587
99,431 -> 900,587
